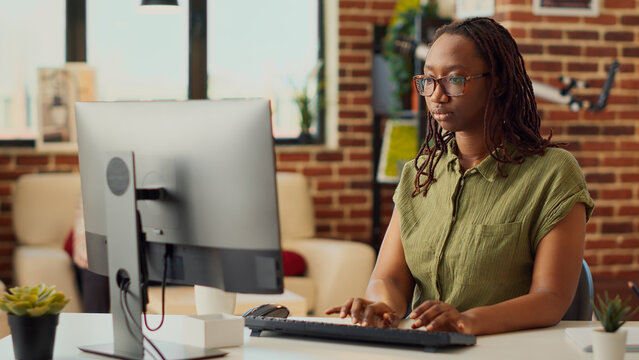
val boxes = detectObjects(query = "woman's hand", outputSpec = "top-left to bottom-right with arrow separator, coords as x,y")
409,300 -> 474,333
325,298 -> 401,328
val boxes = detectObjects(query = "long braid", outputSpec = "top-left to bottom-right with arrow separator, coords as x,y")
412,17 -> 556,197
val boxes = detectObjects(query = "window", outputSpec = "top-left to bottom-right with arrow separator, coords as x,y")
0,0 -> 65,141
87,0 -> 189,101
207,0 -> 323,141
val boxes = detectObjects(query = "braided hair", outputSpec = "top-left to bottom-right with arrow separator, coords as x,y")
412,17 -> 556,197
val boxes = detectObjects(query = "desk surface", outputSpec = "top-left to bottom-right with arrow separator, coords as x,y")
1,313 -> 638,359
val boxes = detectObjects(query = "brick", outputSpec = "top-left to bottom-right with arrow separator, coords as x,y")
604,0 -> 636,8
338,195 -> 367,204
352,125 -> 373,133
352,97 -> 371,105
620,142 -> 639,151
339,28 -> 368,37
518,44 -> 543,54
548,111 -> 578,121
352,70 -> 371,78
530,61 -> 561,72
562,142 -> 581,151
340,1 -> 366,8
568,62 -> 598,72
339,55 -> 367,63
339,111 -> 367,118
350,181 -> 371,189
339,138 -> 367,147
582,141 -> 615,151
586,223 -> 597,233
620,80 -> 639,90
602,254 -> 633,265
316,152 -> 343,162
506,11 -> 542,22
351,209 -> 372,218
567,126 -> 598,135
531,29 -> 562,39
585,173 -> 615,183
339,83 -> 367,91
601,189 -> 632,199
302,168 -> 332,176
608,95 -> 639,105
620,111 -> 639,120
372,2 -> 395,9
313,196 -> 332,205
620,238 -> 639,248
351,43 -> 373,50
620,173 -> 639,182
0,170 -> 31,180
585,47 -> 617,57
509,28 -> 526,38
603,126 -> 634,136
339,15 -> 377,22
566,31 -> 599,40
602,222 -> 634,234
584,111 -> 616,121
16,156 -> 48,166
317,181 -> 346,190
602,157 -> 634,166
584,255 -> 597,266
336,224 -> 367,233
585,239 -> 616,249
585,15 -> 617,25
592,206 -> 613,216
349,152 -> 372,161
576,157 -> 599,167
0,156 -> 9,165
54,155 -> 79,165
605,31 -> 634,42
548,45 -> 580,56
620,207 -> 639,216
621,15 -> 639,25
278,153 -> 310,162
338,167 -> 369,175
618,63 -> 635,72
623,48 -> 639,57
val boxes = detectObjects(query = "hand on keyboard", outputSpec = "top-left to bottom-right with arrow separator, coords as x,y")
409,300 -> 473,334
325,297 -> 400,328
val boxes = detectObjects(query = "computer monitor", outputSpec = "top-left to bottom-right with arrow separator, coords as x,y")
75,99 -> 283,359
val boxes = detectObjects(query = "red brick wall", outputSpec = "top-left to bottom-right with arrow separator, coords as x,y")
0,0 -> 637,285
494,0 -> 639,278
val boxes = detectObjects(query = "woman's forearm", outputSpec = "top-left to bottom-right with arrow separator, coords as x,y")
463,290 -> 569,335
365,278 -> 411,317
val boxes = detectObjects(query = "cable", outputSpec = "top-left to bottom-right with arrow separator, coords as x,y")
144,250 -> 169,331
122,281 -> 166,360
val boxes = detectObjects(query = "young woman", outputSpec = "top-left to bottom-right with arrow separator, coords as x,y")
326,17 -> 594,335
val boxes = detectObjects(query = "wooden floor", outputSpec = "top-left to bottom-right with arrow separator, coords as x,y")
593,276 -> 639,321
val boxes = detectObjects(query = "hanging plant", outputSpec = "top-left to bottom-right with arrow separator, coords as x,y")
383,0 -> 438,112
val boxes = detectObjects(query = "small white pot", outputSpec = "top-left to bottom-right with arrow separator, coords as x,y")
592,328 -> 627,360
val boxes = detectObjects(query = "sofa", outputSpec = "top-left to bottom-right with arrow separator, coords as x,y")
11,171 -> 376,315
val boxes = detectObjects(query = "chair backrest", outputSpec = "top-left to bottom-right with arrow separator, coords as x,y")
562,259 -> 594,321
13,173 -> 81,247
275,172 -> 315,246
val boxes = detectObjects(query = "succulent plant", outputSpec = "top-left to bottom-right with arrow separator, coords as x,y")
0,284 -> 70,317
591,291 -> 638,332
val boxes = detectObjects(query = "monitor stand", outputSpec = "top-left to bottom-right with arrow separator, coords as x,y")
79,152 -> 227,360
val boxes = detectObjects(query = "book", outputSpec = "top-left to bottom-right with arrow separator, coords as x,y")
565,327 -> 639,352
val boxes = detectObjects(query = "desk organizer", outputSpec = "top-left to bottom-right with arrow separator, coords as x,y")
182,314 -> 244,349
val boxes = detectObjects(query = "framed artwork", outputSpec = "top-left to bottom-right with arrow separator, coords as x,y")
37,63 -> 95,151
456,0 -> 495,19
376,119 -> 418,184
532,0 -> 599,17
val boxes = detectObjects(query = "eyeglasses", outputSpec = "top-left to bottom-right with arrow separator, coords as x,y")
413,73 -> 490,97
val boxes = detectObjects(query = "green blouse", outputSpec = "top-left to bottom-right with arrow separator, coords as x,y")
393,140 -> 594,312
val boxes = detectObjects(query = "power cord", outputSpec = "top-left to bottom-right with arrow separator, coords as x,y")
144,250 -> 169,331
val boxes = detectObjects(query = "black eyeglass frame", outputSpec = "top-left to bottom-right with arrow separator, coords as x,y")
413,72 -> 490,97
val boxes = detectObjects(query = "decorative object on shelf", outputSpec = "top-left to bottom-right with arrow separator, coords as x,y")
0,284 -> 70,360
383,0 -> 438,113
37,62 -> 95,151
292,61 -> 323,144
590,291 -> 638,360
532,0 -> 599,17
377,117 -> 418,184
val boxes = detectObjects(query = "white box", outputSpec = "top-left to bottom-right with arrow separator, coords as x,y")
182,314 -> 244,349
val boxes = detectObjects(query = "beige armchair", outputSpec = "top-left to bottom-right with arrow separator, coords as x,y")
12,173 -> 83,313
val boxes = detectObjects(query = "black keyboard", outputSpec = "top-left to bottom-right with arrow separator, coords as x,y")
244,316 -> 476,351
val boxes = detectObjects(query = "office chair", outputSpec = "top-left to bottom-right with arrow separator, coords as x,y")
562,259 -> 594,320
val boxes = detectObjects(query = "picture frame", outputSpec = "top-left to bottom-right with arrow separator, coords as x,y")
376,118 -> 418,184
532,0 -> 599,17
456,0 -> 495,19
37,63 -> 95,151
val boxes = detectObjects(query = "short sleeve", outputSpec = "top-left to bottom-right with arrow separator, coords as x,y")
393,160 -> 420,238
532,150 -> 595,251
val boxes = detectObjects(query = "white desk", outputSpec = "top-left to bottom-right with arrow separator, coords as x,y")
1,313 -> 639,359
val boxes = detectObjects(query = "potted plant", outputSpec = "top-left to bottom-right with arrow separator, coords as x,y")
293,84 -> 314,144
590,291 -> 638,360
0,284 -> 70,360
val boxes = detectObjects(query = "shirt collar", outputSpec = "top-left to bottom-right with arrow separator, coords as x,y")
445,138 -> 517,182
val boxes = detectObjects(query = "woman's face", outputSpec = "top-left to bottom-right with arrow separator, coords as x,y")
423,33 -> 491,135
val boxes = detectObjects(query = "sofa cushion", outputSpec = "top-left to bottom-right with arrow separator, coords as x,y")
276,172 -> 315,246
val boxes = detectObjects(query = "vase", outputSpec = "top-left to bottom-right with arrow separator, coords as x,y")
592,328 -> 627,360
8,314 -> 59,360
298,132 -> 313,144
